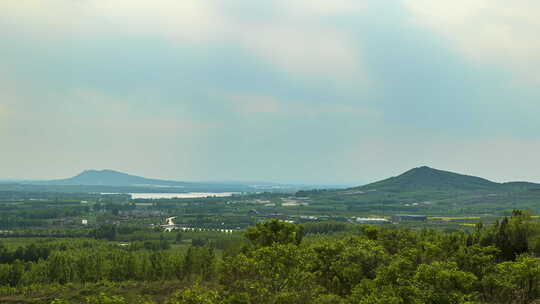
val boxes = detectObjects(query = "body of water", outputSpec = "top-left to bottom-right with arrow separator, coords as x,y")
130,192 -> 238,199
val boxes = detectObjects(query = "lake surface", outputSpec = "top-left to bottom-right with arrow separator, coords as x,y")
130,192 -> 238,199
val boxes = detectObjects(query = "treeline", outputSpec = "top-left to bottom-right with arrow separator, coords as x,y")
1,211 -> 540,303
303,221 -> 348,234
0,206 -> 88,228
0,244 -> 215,287
0,243 -> 51,264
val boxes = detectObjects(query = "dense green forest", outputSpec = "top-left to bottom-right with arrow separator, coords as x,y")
1,212 -> 540,303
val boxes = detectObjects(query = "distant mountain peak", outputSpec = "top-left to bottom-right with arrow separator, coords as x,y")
80,169 -> 123,173
43,169 -> 189,187
357,166 -> 500,192
76,169 -> 131,176
404,166 -> 433,173
401,166 -> 443,177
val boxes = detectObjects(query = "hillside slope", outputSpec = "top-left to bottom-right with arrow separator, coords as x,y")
296,166 -> 540,215
40,170 -> 190,187
356,166 -> 501,192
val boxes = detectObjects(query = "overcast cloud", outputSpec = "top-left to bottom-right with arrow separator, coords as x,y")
1,0 -> 539,184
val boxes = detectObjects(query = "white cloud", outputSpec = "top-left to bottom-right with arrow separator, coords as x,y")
0,0 -> 367,83
93,0 -> 226,43
264,0 -> 367,18
405,0 -> 540,83
230,0 -> 366,81
1,0 -> 227,44
240,23 -> 362,80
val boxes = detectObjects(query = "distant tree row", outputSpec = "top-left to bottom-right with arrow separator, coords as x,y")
2,213 -> 540,303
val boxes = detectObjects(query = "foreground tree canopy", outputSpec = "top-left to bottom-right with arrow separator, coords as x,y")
2,214 -> 540,303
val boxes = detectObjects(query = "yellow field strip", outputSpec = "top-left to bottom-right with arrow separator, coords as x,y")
429,216 -> 480,220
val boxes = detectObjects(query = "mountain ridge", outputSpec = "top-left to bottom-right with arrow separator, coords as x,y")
350,166 -> 540,193
35,169 -> 191,187
25,169 -> 330,191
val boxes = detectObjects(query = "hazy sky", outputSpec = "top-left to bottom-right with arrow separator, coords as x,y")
1,1 -> 540,184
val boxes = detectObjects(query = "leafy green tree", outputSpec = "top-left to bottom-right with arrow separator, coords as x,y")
245,219 -> 304,248
85,293 -> 127,304
109,251 -> 138,281
370,251 -> 419,303
21,260 -> 49,285
149,251 -> 169,280
91,225 -> 117,241
312,294 -> 346,304
223,292 -> 251,304
165,284 -> 220,304
308,237 -> 388,296
489,211 -> 534,261
373,228 -> 418,255
175,232 -> 183,244
483,254 -> 540,304
221,243 -> 316,304
183,246 -> 216,281
75,251 -> 109,282
413,261 -> 477,304
5,260 -> 24,286
453,245 -> 499,279
47,252 -> 77,284
349,282 -> 403,304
